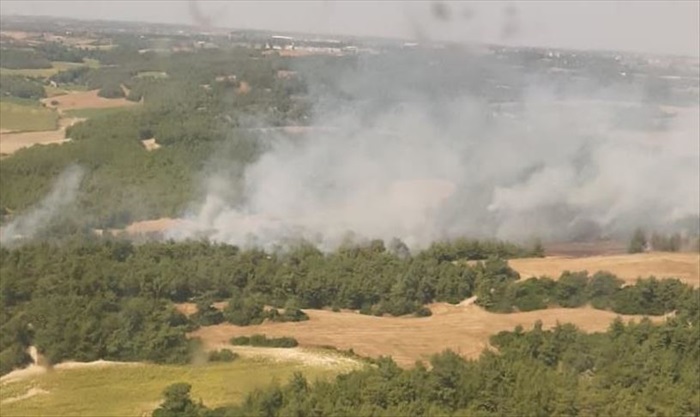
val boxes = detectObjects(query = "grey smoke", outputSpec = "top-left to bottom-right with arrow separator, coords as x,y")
170,63 -> 700,251
0,165 -> 84,246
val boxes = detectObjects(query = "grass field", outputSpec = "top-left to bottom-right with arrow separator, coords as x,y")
41,89 -> 138,111
0,356 -> 350,416
509,252 -> 700,287
0,102 -> 58,131
0,61 -> 86,78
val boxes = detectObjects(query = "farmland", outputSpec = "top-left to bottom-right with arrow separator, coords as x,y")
191,303 -> 663,367
0,356 -> 353,416
0,102 -> 58,131
509,252 -> 700,287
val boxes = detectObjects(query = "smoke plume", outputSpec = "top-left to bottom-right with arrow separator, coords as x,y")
0,165 -> 84,246
171,52 -> 700,251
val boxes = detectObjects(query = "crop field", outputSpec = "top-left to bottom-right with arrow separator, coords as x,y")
0,102 -> 58,132
509,252 -> 700,287
191,303 -> 663,367
41,89 -> 138,111
0,356 -> 353,416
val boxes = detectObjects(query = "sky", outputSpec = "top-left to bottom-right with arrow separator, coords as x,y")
1,1 -> 698,57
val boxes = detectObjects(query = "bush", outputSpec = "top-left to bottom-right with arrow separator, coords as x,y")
512,278 -> 555,312
230,334 -> 298,348
208,349 -> 239,362
224,294 -> 266,326
97,83 -> 125,99
555,271 -> 589,308
628,228 -> 647,253
414,307 -> 432,317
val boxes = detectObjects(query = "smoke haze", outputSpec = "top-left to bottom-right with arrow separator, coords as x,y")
0,165 -> 85,246
171,55 -> 700,250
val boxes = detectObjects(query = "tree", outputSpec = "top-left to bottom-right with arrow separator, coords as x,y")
152,383 -> 203,417
628,228 -> 647,253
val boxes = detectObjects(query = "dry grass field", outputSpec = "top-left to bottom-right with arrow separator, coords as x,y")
509,252 -> 700,287
0,116 -> 83,156
41,90 -> 137,111
190,303 -> 661,367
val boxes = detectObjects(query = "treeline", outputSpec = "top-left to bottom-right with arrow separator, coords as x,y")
475,270 -> 697,316
155,317 -> 699,417
0,48 -> 52,69
230,335 -> 299,348
2,238 -> 696,377
0,75 -> 46,99
628,227 -> 700,253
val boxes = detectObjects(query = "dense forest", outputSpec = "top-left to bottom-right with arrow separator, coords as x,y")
154,316 -> 699,417
1,237 -> 696,377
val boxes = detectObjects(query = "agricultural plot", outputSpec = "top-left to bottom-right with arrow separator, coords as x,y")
0,102 -> 58,132
0,356 -> 351,416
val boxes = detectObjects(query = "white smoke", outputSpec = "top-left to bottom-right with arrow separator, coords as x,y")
170,57 -> 700,251
0,165 -> 85,246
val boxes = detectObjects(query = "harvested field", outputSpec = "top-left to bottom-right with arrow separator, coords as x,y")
0,129 -> 69,155
0,102 -> 58,132
41,90 -> 138,111
509,252 -> 700,286
0,116 -> 82,155
190,304 -> 661,367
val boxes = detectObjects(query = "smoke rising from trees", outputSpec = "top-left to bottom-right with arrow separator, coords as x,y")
173,54 -> 700,250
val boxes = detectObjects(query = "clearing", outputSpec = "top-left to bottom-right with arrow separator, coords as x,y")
41,89 -> 138,111
0,116 -> 82,156
0,355 -> 352,416
0,102 -> 58,132
509,252 -> 700,287
190,303 -> 662,368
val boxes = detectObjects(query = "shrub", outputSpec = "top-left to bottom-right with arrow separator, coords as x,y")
414,307 -> 432,317
97,83 -> 125,99
208,349 -> 239,362
230,334 -> 298,348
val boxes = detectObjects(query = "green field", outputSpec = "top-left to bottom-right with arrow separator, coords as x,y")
0,357 -> 350,416
0,61 -> 87,78
0,102 -> 59,131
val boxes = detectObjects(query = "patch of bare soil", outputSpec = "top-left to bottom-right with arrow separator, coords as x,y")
190,303 -> 661,367
0,130 -> 69,155
124,218 -> 184,234
141,138 -> 161,151
0,116 -> 84,155
236,81 -> 251,95
509,252 -> 700,286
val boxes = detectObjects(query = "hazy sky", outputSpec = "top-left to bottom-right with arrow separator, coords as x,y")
1,1 -> 698,56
